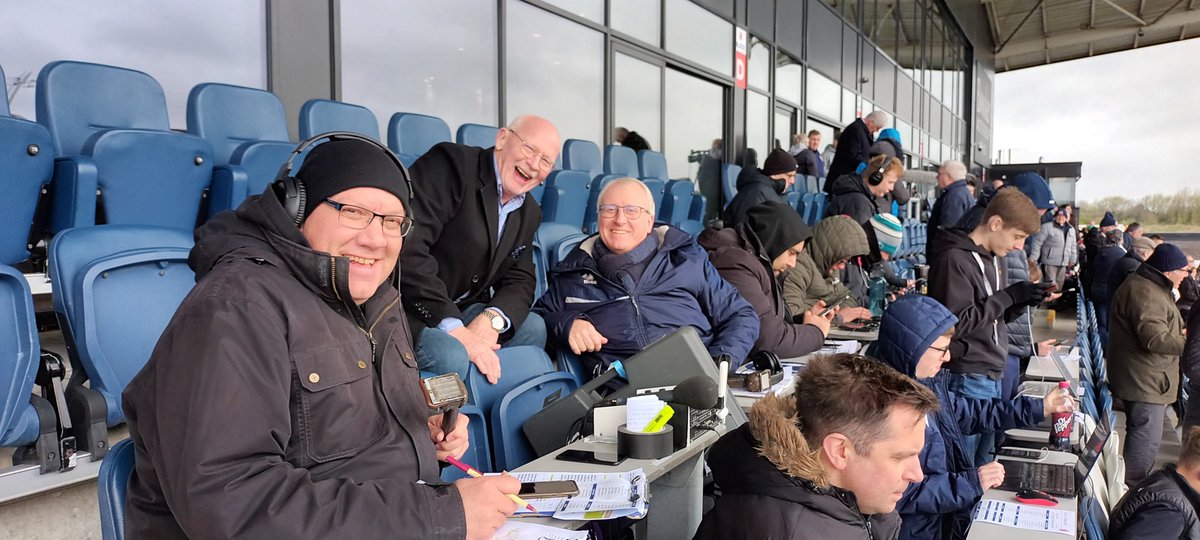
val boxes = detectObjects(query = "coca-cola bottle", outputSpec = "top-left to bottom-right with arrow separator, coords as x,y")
1048,381 -> 1072,451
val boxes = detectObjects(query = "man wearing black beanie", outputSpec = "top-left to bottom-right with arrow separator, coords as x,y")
701,201 -> 835,358
723,148 -> 798,227
123,136 -> 521,539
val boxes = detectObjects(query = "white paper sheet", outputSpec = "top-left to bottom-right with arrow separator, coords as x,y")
625,395 -> 663,432
510,469 -> 648,520
493,521 -> 588,539
972,498 -> 1077,536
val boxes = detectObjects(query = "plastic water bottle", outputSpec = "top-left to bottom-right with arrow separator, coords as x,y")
1048,381 -> 1072,451
868,276 -> 886,317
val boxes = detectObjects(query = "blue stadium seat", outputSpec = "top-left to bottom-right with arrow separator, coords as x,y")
298,99 -> 380,141
536,222 -> 588,270
678,219 -> 704,237
556,235 -> 586,266
530,183 -> 545,205
643,178 -> 666,217
0,115 -> 54,264
583,174 -> 622,233
813,192 -> 828,222
456,123 -> 499,148
49,226 -> 195,430
1080,495 -> 1106,540
540,170 -> 591,229
439,405 -> 492,481
562,139 -> 602,178
387,112 -> 451,166
603,144 -> 639,177
800,193 -> 818,224
491,372 -> 576,469
660,180 -> 695,226
186,83 -> 295,217
98,438 -> 135,540
36,61 -> 214,231
464,346 -> 554,415
689,193 -> 708,222
786,191 -> 800,209
638,150 -> 669,181
555,350 -> 588,387
721,164 -> 741,209
0,265 -> 62,472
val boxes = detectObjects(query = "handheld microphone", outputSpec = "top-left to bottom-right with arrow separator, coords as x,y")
716,359 -> 730,422
420,374 -> 468,440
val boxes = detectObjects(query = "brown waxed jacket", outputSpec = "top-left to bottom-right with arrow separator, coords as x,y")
122,192 -> 466,539
1109,263 -> 1186,404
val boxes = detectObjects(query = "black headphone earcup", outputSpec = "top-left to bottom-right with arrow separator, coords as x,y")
274,177 -> 306,226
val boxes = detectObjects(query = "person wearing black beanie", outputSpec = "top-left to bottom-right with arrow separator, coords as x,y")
700,201 -> 833,358
294,138 -> 412,221
722,148 -> 798,226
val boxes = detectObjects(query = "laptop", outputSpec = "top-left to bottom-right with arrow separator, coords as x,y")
995,411 -> 1111,498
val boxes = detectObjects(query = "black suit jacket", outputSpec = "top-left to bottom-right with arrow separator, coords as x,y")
824,118 -> 873,192
400,142 -> 540,342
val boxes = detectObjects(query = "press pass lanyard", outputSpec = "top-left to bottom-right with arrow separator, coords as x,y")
971,252 -> 1001,347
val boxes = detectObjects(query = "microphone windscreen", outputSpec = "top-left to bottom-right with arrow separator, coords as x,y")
672,375 -> 719,409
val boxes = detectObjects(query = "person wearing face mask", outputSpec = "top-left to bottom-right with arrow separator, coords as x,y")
722,148 -> 798,227
869,296 -> 1071,540
700,201 -> 833,359
401,115 -> 558,385
535,178 -> 759,378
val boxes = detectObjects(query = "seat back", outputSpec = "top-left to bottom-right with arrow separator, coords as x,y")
721,163 -> 741,208
562,139 -> 601,178
88,130 -> 214,229
0,265 -> 41,447
660,180 -> 695,226
465,346 -> 554,416
492,372 -> 577,470
298,99 -> 380,140
638,150 -> 669,181
642,178 -> 666,217
49,226 -> 196,425
186,83 -> 290,165
536,222 -> 588,270
539,170 -> 591,229
603,145 -> 639,177
36,61 -> 170,156
98,438 -> 135,540
0,116 -> 54,264
689,193 -> 708,222
439,405 -> 492,481
0,64 -> 7,116
387,112 -> 451,165
813,192 -> 828,222
583,174 -> 622,233
456,123 -> 499,148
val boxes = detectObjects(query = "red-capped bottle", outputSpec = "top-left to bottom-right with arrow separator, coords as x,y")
1048,381 -> 1072,451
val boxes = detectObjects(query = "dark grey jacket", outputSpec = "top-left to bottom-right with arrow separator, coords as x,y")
1002,249 -> 1035,358
1109,464 -> 1200,540
123,193 -> 465,539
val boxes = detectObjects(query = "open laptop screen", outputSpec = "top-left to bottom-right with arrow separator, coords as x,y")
1073,412 -> 1112,486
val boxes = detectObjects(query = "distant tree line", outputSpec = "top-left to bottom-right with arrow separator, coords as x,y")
1080,189 -> 1200,227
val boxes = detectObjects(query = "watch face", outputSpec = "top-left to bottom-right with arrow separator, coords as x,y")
491,316 -> 505,331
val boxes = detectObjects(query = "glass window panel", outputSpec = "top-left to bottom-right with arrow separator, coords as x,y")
805,68 -> 840,122
343,0 -> 496,137
775,109 -> 793,152
613,52 -> 662,151
748,38 -> 770,91
805,1 -> 841,79
2,1 -> 265,127
505,0 -> 603,143
611,0 -> 661,46
841,88 -> 857,125
543,0 -> 603,24
894,118 -> 912,156
665,0 -> 733,76
746,90 -> 770,161
664,68 -> 723,180
775,56 -> 803,106
805,117 -> 836,156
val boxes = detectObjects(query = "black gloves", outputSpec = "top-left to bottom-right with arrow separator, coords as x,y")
1004,280 -> 1053,308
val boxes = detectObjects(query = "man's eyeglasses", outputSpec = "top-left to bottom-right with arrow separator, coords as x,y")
598,204 -> 651,220
507,128 -> 555,171
323,199 -> 414,237
928,345 -> 951,359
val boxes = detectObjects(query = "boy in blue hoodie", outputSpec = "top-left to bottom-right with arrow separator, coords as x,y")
868,295 -> 1074,540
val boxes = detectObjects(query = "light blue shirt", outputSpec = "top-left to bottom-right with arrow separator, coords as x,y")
435,155 -> 526,333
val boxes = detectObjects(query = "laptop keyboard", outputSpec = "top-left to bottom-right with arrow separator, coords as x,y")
1017,462 -> 1073,494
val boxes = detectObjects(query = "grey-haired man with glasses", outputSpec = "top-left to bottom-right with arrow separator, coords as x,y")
535,178 -> 758,379
401,115 -> 559,384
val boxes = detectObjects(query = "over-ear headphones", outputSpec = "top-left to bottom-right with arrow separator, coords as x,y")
868,156 -> 890,186
272,131 -> 414,226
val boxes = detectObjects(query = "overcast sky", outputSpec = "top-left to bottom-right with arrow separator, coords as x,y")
994,37 -> 1200,202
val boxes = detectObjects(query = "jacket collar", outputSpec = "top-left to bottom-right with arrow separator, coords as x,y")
1136,262 -> 1175,291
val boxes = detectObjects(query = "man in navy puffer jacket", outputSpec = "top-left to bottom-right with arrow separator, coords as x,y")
868,296 -> 1070,540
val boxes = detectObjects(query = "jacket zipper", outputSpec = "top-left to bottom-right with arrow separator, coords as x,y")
361,296 -> 401,361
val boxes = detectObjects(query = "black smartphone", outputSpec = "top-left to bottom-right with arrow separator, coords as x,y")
518,480 -> 580,499
819,291 -> 854,316
555,449 -> 627,466
997,447 -> 1041,460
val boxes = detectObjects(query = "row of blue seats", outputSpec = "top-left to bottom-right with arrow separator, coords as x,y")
1,59 -> 705,269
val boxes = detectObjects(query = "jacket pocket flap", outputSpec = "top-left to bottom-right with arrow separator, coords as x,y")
294,344 -> 373,392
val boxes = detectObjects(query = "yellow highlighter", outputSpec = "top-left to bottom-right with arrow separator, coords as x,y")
642,404 -> 675,433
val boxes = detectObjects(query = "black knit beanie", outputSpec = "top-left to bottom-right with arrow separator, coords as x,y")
760,148 -> 798,176
294,138 -> 411,222
745,201 -> 812,260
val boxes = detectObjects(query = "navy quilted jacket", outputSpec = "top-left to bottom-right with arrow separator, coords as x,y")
869,296 -> 1045,540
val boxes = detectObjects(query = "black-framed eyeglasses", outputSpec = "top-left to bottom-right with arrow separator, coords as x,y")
928,345 -> 951,359
507,128 -> 555,171
598,204 -> 651,220
322,199 -> 414,237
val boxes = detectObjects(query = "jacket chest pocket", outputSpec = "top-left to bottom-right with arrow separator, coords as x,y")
293,344 -> 387,463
